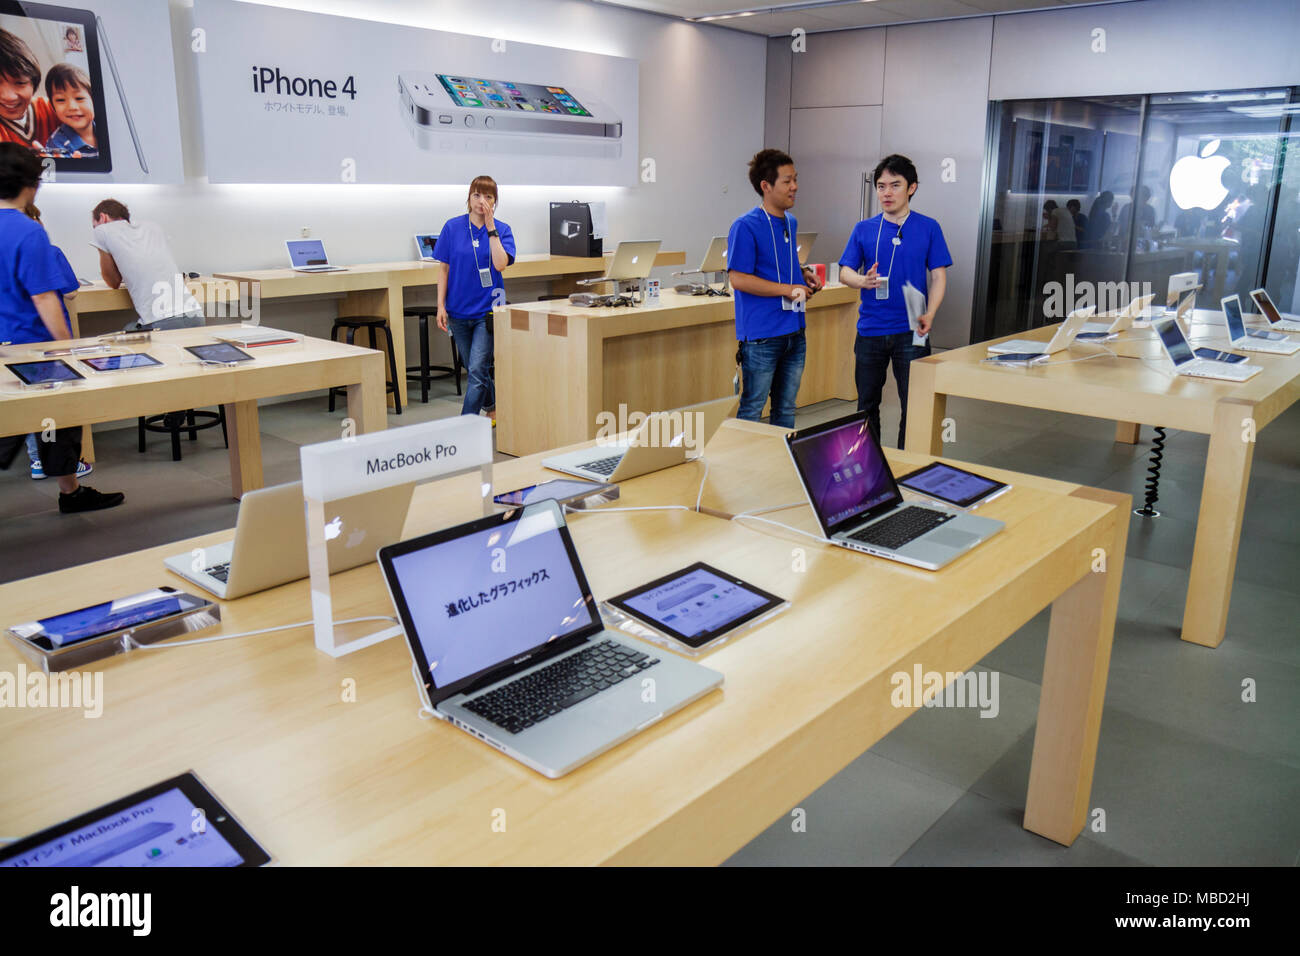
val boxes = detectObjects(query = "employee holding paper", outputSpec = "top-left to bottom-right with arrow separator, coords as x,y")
435,174 -> 516,421
839,154 -> 951,449
727,148 -> 823,428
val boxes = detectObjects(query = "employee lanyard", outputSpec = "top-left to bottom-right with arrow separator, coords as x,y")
762,207 -> 794,288
467,217 -> 484,271
874,212 -> 909,278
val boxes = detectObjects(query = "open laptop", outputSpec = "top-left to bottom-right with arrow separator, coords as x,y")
414,234 -> 438,262
1154,316 -> 1261,382
378,499 -> 723,778
1081,293 -> 1156,336
543,395 -> 739,482
1249,288 -> 1300,333
672,237 -> 729,294
796,232 -> 817,265
987,307 -> 1094,355
164,481 -> 413,599
1221,294 -> 1299,355
579,240 -> 662,287
285,239 -> 347,273
785,412 -> 1003,570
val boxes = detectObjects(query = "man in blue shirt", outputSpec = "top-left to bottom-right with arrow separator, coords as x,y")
727,149 -> 823,428
0,142 -> 124,512
839,154 -> 951,449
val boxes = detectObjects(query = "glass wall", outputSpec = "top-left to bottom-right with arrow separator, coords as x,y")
974,87 -> 1299,341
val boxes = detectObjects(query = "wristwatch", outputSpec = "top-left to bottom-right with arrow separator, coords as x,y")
487,229 -> 499,238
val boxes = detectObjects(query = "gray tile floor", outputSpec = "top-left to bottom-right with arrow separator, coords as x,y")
2,372 -> 1297,866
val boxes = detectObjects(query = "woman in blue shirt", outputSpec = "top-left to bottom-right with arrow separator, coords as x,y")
434,175 -> 516,420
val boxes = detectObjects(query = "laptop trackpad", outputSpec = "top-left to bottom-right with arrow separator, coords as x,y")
927,528 -> 979,549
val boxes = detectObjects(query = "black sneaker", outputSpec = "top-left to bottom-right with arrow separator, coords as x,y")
59,485 -> 126,514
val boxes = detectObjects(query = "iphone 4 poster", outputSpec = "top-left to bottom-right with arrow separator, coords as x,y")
0,0 -> 184,182
191,0 -> 638,186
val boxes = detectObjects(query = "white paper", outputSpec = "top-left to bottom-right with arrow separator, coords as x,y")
588,201 -> 608,240
903,280 -> 928,347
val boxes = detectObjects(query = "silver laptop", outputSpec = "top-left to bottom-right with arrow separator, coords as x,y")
579,240 -> 661,287
543,395 -> 738,482
672,238 -> 729,294
414,234 -> 438,262
1250,288 -> 1300,332
1221,294 -> 1299,355
285,239 -> 347,273
1154,316 -> 1261,382
796,231 -> 817,265
164,481 -> 413,599
378,499 -> 723,778
1081,293 -> 1156,336
786,412 -> 1004,571
987,307 -> 1094,355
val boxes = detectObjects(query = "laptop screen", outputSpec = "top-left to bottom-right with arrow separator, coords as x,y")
287,240 -> 328,267
1156,318 -> 1194,366
789,414 -> 899,534
1251,290 -> 1281,325
1222,297 -> 1246,342
386,505 -> 598,690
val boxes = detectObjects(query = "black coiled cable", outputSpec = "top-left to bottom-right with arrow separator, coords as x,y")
1134,426 -> 1166,517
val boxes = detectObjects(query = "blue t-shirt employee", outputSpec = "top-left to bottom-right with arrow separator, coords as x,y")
727,149 -> 824,428
839,154 -> 951,450
434,175 -> 516,420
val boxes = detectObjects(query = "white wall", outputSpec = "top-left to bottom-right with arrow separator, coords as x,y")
31,0 -> 767,304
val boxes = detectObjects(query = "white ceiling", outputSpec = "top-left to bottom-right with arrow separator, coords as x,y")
593,0 -> 1133,36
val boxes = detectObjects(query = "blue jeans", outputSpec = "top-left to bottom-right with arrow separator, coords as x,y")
448,315 -> 494,416
738,331 -> 806,429
855,331 -> 931,449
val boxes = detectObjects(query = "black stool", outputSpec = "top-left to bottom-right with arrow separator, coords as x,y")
404,306 -> 462,404
327,315 -> 402,415
138,408 -> 227,462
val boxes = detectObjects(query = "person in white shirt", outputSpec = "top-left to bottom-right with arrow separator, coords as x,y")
91,199 -> 203,330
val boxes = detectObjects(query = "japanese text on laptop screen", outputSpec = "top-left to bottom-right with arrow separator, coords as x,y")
287,240 -> 327,267
791,419 -> 897,528
390,511 -> 594,687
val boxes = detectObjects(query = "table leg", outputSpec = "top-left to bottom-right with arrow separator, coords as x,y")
80,425 -> 96,464
1181,399 -> 1255,648
224,400 -> 263,499
347,353 -> 388,435
1114,421 -> 1140,444
903,357 -> 946,455
1023,487 -> 1128,846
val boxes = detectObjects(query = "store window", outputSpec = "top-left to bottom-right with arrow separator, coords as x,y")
974,87 -> 1298,341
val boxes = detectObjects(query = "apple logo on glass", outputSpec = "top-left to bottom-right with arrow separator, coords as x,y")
1170,139 -> 1231,211
631,256 -> 638,264
323,516 -> 368,548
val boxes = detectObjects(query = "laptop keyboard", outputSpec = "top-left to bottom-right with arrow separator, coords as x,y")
205,563 -> 231,583
846,506 -> 955,551
576,454 -> 624,476
463,639 -> 659,735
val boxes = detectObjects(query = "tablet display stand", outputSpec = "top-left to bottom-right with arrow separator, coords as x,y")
300,416 -> 494,658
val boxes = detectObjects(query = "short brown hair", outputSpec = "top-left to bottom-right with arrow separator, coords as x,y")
93,198 -> 130,222
44,62 -> 91,99
0,28 -> 40,87
0,142 -> 43,200
466,175 -> 498,212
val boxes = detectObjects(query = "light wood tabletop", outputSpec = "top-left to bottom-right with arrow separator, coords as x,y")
0,325 -> 387,498
496,286 -> 860,457
906,309 -> 1300,649
0,419 -> 1129,863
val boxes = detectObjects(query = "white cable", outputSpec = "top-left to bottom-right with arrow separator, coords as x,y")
127,615 -> 398,649
734,501 -> 805,518
563,503 -> 692,515
694,456 -> 709,512
732,512 -> 828,543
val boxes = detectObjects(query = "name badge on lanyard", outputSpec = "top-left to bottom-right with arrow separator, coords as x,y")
478,267 -> 492,288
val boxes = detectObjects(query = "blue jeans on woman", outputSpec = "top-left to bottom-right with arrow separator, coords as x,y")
448,314 -> 495,416
738,330 -> 806,429
854,331 -> 931,449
